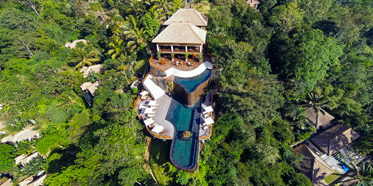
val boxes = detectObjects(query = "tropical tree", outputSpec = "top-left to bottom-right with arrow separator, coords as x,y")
333,162 -> 373,186
300,93 -> 331,118
67,47 -> 100,69
148,6 -> 166,22
123,15 -> 148,53
126,0 -> 148,16
108,35 -> 127,60
152,0 -> 175,19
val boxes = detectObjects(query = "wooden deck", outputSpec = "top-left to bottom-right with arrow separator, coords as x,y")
150,57 -> 203,72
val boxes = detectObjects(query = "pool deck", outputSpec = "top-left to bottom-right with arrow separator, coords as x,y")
135,92 -> 214,140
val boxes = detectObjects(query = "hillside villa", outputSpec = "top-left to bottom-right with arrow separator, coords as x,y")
134,8 -> 218,172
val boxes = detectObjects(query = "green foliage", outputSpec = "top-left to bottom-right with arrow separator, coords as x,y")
36,132 -> 66,156
0,144 -> 16,172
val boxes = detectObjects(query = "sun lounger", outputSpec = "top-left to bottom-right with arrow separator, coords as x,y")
139,104 -> 147,109
147,114 -> 155,118
203,126 -> 209,130
151,124 -> 164,133
144,118 -> 155,127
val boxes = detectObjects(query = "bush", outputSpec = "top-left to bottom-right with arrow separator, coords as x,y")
132,87 -> 138,94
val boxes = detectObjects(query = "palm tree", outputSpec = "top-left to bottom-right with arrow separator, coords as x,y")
300,92 -> 331,117
152,0 -> 175,19
108,35 -> 127,60
148,6 -> 166,22
68,47 -> 100,69
123,15 -> 148,53
126,0 -> 149,16
333,162 -> 373,186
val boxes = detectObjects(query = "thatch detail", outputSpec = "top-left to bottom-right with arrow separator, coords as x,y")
163,8 -> 208,26
305,108 -> 334,128
152,23 -> 207,44
310,124 -> 360,156
293,144 -> 333,186
80,64 -> 105,78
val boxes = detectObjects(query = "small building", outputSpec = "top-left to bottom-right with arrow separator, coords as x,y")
247,0 -> 260,9
293,144 -> 333,186
80,64 -> 105,78
14,154 -> 27,165
305,108 -> 335,129
80,81 -> 101,107
19,152 -> 41,166
310,124 -> 360,156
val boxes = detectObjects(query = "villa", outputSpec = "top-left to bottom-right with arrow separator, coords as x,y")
134,8 -> 218,172
293,124 -> 361,185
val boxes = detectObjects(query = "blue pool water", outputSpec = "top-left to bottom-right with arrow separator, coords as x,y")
341,163 -> 349,172
166,98 -> 200,168
174,69 -> 211,92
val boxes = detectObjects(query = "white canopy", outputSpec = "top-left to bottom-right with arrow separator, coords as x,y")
147,100 -> 157,106
151,124 -> 164,133
140,90 -> 149,96
144,108 -> 156,114
203,106 -> 213,113
144,118 -> 155,126
203,117 -> 214,125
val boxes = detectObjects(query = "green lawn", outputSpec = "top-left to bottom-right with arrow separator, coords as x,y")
192,0 -> 211,15
149,139 -> 173,185
324,170 -> 340,184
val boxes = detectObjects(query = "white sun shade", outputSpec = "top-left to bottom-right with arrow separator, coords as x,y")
140,90 -> 149,96
151,124 -> 164,133
203,117 -> 214,125
147,100 -> 157,106
203,106 -> 213,113
144,118 -> 155,126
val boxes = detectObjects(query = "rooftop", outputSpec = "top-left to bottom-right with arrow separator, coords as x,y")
310,124 -> 360,156
293,144 -> 333,185
305,108 -> 335,128
163,8 -> 208,27
80,64 -> 105,78
152,23 -> 207,44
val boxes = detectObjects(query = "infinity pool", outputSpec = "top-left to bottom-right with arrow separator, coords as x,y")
174,69 -> 211,92
166,97 -> 200,169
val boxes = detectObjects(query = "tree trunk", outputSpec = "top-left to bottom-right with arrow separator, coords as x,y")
19,38 -> 33,56
26,0 -> 40,16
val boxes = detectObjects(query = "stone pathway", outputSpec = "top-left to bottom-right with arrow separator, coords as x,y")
1,126 -> 39,143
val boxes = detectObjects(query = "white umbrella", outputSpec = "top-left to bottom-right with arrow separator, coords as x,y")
144,118 -> 155,126
203,106 -> 213,113
147,100 -> 157,106
203,117 -> 214,125
151,124 -> 164,133
140,90 -> 149,96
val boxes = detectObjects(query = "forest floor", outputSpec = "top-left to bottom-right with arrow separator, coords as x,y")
149,139 -> 173,185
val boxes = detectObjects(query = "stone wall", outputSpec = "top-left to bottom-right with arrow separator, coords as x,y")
173,76 -> 211,106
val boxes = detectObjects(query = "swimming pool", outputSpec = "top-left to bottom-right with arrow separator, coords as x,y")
166,97 -> 200,170
174,69 -> 211,92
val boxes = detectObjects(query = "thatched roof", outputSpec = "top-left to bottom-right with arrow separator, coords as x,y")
65,39 -> 87,49
305,108 -> 334,128
80,81 -> 101,95
293,144 -> 333,185
163,8 -> 208,26
80,64 -> 105,78
247,0 -> 260,6
152,23 -> 207,44
310,124 -> 360,156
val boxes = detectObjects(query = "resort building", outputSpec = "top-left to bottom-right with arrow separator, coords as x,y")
247,0 -> 260,10
134,8 -> 218,172
80,64 -> 105,107
293,124 -> 362,185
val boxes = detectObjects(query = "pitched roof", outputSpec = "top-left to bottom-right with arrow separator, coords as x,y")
305,108 -> 335,128
80,64 -> 105,78
152,23 -> 207,44
163,8 -> 208,26
293,144 -> 333,185
80,81 -> 101,95
310,124 -> 360,156
247,0 -> 260,6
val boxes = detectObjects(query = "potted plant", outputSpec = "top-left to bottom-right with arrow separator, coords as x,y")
185,53 -> 189,61
157,52 -> 161,60
181,131 -> 192,140
199,55 -> 203,62
171,53 -> 175,61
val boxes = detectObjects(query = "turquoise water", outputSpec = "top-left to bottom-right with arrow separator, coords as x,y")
166,98 -> 200,168
174,69 -> 211,92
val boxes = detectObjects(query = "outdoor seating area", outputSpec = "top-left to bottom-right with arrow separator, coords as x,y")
201,104 -> 214,130
139,100 -> 165,134
140,90 -> 149,100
